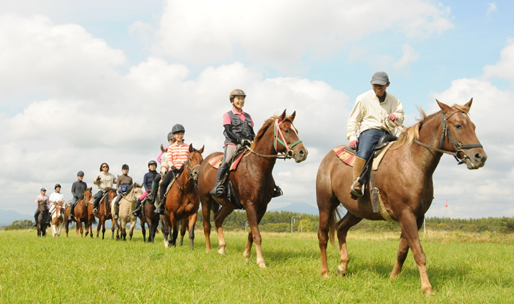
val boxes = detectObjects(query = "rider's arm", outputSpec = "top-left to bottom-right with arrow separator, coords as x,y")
347,99 -> 364,142
224,124 -> 240,143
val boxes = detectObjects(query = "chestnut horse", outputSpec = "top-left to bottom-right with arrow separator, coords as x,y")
316,100 -> 487,294
94,188 -> 116,239
197,110 -> 308,267
161,144 -> 204,248
50,202 -> 65,237
64,188 -> 96,237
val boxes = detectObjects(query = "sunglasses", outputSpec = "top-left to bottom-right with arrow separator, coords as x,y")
102,165 -> 108,168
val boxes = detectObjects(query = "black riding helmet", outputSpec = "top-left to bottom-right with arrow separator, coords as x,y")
122,164 -> 129,170
54,183 -> 61,189
77,171 -> 84,177
148,160 -> 157,167
167,132 -> 174,141
172,124 -> 185,134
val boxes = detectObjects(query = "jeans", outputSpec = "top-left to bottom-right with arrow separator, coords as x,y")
356,129 -> 389,160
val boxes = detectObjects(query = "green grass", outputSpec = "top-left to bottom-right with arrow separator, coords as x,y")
1,229 -> 513,303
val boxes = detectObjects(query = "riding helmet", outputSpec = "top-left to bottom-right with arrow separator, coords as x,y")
122,164 -> 129,170
54,184 -> 61,189
229,89 -> 246,102
172,124 -> 185,134
148,160 -> 158,167
167,131 -> 174,141
77,171 -> 84,177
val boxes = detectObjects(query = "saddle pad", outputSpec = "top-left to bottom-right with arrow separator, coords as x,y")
208,152 -> 245,171
333,142 -> 394,170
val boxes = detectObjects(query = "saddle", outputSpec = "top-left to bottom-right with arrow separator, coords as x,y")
208,149 -> 247,171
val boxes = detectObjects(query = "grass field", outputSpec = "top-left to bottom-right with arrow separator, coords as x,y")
1,229 -> 513,303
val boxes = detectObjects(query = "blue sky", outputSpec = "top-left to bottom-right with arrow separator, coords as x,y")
1,0 -> 513,219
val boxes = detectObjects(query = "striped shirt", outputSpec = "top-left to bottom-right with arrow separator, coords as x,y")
167,142 -> 190,170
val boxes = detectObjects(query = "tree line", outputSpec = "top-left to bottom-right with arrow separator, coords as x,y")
4,212 -> 514,233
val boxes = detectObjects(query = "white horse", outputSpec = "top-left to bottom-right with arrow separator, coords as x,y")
50,201 -> 65,237
117,184 -> 143,241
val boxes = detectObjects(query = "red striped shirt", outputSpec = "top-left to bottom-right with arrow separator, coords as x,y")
167,142 -> 190,169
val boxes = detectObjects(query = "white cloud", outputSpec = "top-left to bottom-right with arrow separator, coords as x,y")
483,38 -> 514,84
486,3 -> 497,16
152,0 -> 453,70
394,44 -> 419,69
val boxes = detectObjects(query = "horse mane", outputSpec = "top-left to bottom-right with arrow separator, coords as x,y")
125,183 -> 141,193
392,103 -> 470,150
254,116 -> 276,144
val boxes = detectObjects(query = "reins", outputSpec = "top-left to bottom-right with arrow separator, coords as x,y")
174,150 -> 201,191
246,117 -> 303,159
394,110 -> 483,167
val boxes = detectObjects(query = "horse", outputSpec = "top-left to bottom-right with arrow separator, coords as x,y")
197,110 -> 308,267
117,183 -> 143,241
140,196 -> 160,243
36,201 -> 49,237
316,99 -> 487,294
94,188 -> 116,239
160,144 -> 204,249
64,188 -> 96,237
50,201 -> 65,237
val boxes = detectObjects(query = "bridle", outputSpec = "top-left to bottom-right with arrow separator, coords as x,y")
397,110 -> 483,167
175,150 -> 202,190
247,117 -> 303,159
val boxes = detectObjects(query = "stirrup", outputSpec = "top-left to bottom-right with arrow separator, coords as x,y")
350,181 -> 364,198
210,184 -> 225,197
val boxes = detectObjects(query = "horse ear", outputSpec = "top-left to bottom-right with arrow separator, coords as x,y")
436,99 -> 452,114
463,98 -> 473,110
161,144 -> 165,153
279,109 -> 287,121
189,143 -> 193,152
199,145 -> 205,153
288,111 -> 296,122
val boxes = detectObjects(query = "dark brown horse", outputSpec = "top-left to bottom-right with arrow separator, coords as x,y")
316,100 -> 487,294
140,197 -> 159,243
161,144 -> 204,249
36,201 -> 49,237
197,110 -> 308,267
94,188 -> 116,239
64,188 -> 96,237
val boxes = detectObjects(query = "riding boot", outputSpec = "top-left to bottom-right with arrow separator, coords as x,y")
33,210 -> 39,227
132,199 -> 141,217
69,203 -> 75,220
350,157 -> 366,197
272,185 -> 283,198
210,162 -> 230,197
92,196 -> 101,214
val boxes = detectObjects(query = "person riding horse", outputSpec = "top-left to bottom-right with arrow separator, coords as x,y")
210,89 -> 282,198
49,183 -> 64,215
148,132 -> 176,206
113,164 -> 133,220
69,171 -> 87,220
92,163 -> 116,214
132,160 -> 159,217
347,71 -> 404,197
155,124 -> 190,215
33,188 -> 50,226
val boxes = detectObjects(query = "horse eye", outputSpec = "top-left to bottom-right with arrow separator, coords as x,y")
285,129 -> 290,134
455,124 -> 463,130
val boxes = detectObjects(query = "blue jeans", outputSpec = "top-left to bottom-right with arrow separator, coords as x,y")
356,129 -> 389,160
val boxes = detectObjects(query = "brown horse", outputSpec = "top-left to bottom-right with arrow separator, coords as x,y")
94,188 -> 116,239
50,202 -> 65,237
197,110 -> 308,267
64,188 -> 96,237
141,197 -> 159,243
161,144 -> 204,248
316,100 -> 487,294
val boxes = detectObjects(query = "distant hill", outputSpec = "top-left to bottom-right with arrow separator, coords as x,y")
269,203 -> 318,215
0,209 -> 32,226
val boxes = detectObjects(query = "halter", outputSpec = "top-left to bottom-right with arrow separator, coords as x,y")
175,150 -> 202,190
248,117 -> 303,159
398,110 -> 483,168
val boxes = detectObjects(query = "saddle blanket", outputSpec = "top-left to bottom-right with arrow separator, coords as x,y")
333,142 -> 394,171
208,151 -> 246,171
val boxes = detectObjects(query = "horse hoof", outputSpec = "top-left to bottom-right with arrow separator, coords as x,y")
336,265 -> 347,276
217,248 -> 226,255
257,261 -> 266,268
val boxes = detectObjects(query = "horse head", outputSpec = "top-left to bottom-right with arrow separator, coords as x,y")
187,144 -> 204,182
84,187 -> 93,201
436,99 -> 487,169
273,110 -> 308,163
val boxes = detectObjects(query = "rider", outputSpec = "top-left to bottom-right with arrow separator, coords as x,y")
92,162 -> 116,214
155,124 -> 190,215
49,183 -> 64,216
347,71 -> 404,197
210,89 -> 283,197
133,160 -> 159,217
150,132 -> 176,205
33,188 -> 50,226
69,171 -> 87,220
113,164 -> 133,219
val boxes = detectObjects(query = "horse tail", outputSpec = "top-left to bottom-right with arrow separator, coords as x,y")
328,207 -> 342,249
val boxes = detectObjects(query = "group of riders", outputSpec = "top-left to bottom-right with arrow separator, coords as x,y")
33,72 -> 403,226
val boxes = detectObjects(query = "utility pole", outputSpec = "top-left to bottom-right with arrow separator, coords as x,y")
291,216 -> 298,233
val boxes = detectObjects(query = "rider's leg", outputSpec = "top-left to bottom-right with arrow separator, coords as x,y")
33,209 -> 39,227
69,197 -> 77,220
155,171 -> 174,214
113,189 -> 123,219
92,191 -> 103,214
210,145 -> 236,196
133,191 -> 147,216
150,175 -> 161,204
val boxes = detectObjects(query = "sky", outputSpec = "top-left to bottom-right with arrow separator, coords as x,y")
1,0 -> 513,219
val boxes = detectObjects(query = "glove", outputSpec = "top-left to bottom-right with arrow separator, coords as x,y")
240,139 -> 251,147
388,113 -> 397,121
171,166 -> 178,173
349,140 -> 358,150
96,176 -> 101,182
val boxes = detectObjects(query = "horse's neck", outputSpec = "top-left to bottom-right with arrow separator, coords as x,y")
408,115 -> 445,175
246,133 -> 278,176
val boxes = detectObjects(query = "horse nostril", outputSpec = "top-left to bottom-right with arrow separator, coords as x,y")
299,149 -> 305,156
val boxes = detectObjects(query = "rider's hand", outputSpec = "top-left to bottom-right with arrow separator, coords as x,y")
389,113 -> 397,121
96,176 -> 101,182
241,139 -> 251,147
349,140 -> 358,150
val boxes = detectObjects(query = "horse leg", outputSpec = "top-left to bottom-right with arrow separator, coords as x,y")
161,218 -> 170,247
398,212 -> 432,294
129,220 -> 136,241
245,205 -> 266,268
335,212 -> 362,276
141,218 -> 147,242
171,215 -> 178,247
214,206 -> 235,256
188,213 -> 197,250
102,219 -> 106,240
180,219 -> 186,246
201,201 -> 213,253
111,220 -> 115,239
243,203 -> 266,260
96,218 -> 101,238
391,215 -> 425,278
